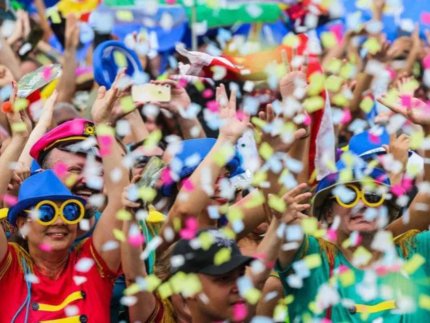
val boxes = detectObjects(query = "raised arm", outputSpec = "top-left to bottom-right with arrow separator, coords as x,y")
121,177 -> 157,323
158,84 -> 248,253
91,79 -> 130,272
56,14 -> 79,104
378,96 -> 430,235
0,87 -> 31,261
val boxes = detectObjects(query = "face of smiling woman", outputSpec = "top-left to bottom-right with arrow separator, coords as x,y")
16,200 -> 79,253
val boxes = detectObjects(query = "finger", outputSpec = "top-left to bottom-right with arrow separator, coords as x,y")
294,128 -> 307,140
131,174 -> 142,184
295,212 -> 309,220
292,47 -> 298,71
282,183 -> 308,201
293,192 -> 312,203
281,49 -> 290,73
97,86 -> 107,99
266,104 -> 274,123
229,89 -> 237,111
382,144 -> 390,153
295,203 -> 311,212
123,200 -> 141,209
388,130 -> 397,145
376,96 -> 406,115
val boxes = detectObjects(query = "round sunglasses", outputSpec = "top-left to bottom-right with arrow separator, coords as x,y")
24,200 -> 85,226
329,184 -> 386,209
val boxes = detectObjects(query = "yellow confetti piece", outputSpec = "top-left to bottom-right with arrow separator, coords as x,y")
341,152 -> 354,167
251,170 -> 267,186
221,227 -> 236,240
360,97 -> 374,113
13,98 -> 29,112
303,96 -> 325,113
321,32 -> 338,49
226,206 -> 244,222
144,129 -> 162,149
213,143 -> 235,167
113,228 -> 126,242
146,275 -> 162,292
307,73 -> 326,96
363,37 -> 382,55
124,283 -> 141,296
181,274 -> 202,297
138,186 -> 157,203
170,272 -> 187,293
116,10 -> 134,22
259,142 -> 274,160
403,254 -> 425,275
304,254 -> 321,269
245,288 -> 262,305
116,209 -> 132,221
244,189 -> 265,209
114,51 -> 127,68
268,194 -> 286,213
65,173 -> 78,188
173,217 -> 181,232
326,58 -> 342,74
410,131 -> 424,150
419,294 -> 430,311
339,63 -> 355,79
120,96 -> 135,114
339,168 -> 353,182
95,124 -> 115,136
11,122 -> 27,133
49,10 -> 62,24
339,269 -> 355,287
353,246 -> 372,266
199,232 -> 215,250
207,0 -> 219,9
158,282 -> 173,299
214,248 -> 232,265
251,116 -> 267,129
282,33 -> 300,47
332,93 -> 349,107
325,75 -> 343,93
194,79 -> 205,92
302,217 -> 318,235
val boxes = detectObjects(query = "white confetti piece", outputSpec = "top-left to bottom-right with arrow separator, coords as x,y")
110,168 -> 123,183
65,305 -> 79,317
79,219 -> 90,232
25,274 -> 39,284
73,276 -> 87,286
88,194 -> 106,208
102,240 -> 119,251
207,205 -> 220,219
121,296 -> 137,307
75,258 -> 95,273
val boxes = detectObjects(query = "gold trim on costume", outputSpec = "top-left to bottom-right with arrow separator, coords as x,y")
355,300 -> 396,313
44,136 -> 88,151
39,315 -> 82,323
37,291 -> 83,312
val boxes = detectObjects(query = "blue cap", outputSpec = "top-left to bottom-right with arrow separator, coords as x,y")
8,170 -> 86,226
162,138 -> 244,196
93,40 -> 143,89
348,128 -> 389,160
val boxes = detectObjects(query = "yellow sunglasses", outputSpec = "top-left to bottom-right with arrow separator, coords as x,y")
24,200 -> 85,226
329,184 -> 386,209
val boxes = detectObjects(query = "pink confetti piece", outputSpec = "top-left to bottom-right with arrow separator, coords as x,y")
236,111 -> 246,122
421,12 -> 430,26
352,234 -> 362,247
400,95 -> 412,108
401,177 -> 413,192
386,67 -> 396,80
181,178 -> 194,192
303,113 -> 311,126
3,194 -> 17,206
321,319 -> 332,323
42,67 -> 52,81
423,55 -> 430,70
326,228 -> 337,242
160,168 -> 174,186
165,0 -> 177,4
233,302 -> 247,321
368,132 -> 380,144
39,243 -> 52,252
98,135 -> 113,157
329,24 -> 343,44
338,264 -> 349,273
180,217 -> 198,239
340,109 -> 351,124
206,100 -> 219,112
53,162 -> 68,177
178,78 -> 187,88
391,185 -> 405,197
202,89 -> 213,99
128,234 -> 145,248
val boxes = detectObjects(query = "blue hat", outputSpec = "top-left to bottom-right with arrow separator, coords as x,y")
162,138 -> 245,196
348,128 -> 390,161
30,160 -> 42,175
8,170 -> 86,226
311,159 -> 400,221
93,40 -> 143,89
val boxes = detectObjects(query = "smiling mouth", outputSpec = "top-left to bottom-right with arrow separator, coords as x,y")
46,232 -> 69,239
73,189 -> 96,198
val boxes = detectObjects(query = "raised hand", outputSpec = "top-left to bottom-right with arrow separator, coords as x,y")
257,103 -> 307,153
382,133 -> 410,173
91,86 -> 119,125
217,84 -> 249,142
122,175 -> 142,210
0,65 -> 14,88
279,48 -> 308,101
37,90 -> 58,127
64,13 -> 80,51
377,94 -> 430,132
269,183 -> 311,224
149,79 -> 191,114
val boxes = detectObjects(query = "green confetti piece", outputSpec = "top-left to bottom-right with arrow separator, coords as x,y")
214,248 -> 232,266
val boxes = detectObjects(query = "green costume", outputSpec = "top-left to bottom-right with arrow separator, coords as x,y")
276,230 -> 430,322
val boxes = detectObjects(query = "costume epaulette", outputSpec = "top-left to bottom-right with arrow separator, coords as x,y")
393,229 -> 421,259
316,237 -> 339,267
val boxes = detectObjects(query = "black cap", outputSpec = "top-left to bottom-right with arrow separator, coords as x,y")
171,228 -> 253,276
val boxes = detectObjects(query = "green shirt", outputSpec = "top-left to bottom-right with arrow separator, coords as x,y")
276,231 -> 430,322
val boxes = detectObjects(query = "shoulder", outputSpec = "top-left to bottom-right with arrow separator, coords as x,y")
0,243 -> 30,281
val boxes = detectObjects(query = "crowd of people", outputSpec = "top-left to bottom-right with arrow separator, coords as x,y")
1,0 -> 430,322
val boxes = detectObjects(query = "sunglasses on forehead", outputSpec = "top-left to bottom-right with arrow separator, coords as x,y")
24,200 -> 85,226
329,184 -> 386,209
